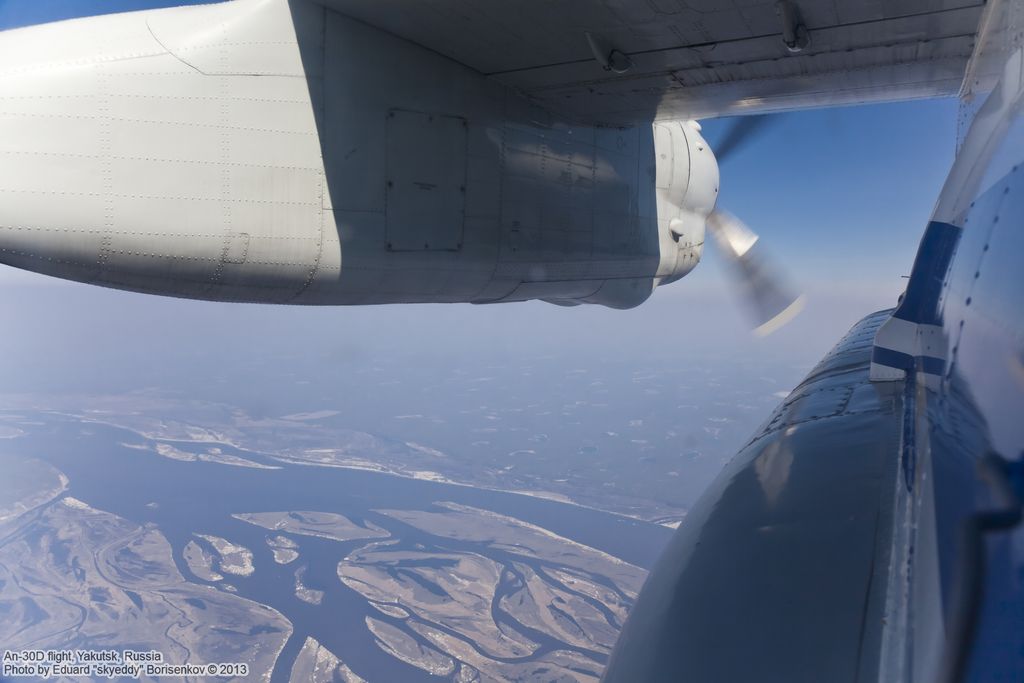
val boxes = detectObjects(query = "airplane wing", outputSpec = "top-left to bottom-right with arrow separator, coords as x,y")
313,0 -> 986,124
0,0 -> 1003,311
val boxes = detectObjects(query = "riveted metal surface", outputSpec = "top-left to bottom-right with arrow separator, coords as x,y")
604,311 -> 904,683
0,0 -> 711,308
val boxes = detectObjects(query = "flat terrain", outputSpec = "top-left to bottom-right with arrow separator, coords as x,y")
0,406 -> 667,681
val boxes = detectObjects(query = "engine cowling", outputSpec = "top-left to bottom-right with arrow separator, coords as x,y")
0,0 -> 718,309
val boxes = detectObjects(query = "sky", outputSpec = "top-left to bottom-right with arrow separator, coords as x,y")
0,0 -> 211,28
0,0 -> 962,404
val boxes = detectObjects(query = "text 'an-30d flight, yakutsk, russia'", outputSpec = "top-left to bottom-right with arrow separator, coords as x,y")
0,0 -> 1022,681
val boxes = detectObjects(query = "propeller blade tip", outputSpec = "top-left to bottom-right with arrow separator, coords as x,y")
753,294 -> 806,336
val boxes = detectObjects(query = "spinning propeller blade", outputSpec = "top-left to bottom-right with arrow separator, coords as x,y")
713,114 -> 775,164
706,210 -> 805,336
703,114 -> 803,334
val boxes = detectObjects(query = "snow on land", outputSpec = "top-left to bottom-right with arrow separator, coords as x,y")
0,460 -> 68,524
266,535 -> 299,565
0,497 -> 290,680
194,534 -> 254,577
288,637 -> 366,683
232,511 -> 388,543
183,540 -> 224,582
294,565 -> 324,605
152,443 -> 278,469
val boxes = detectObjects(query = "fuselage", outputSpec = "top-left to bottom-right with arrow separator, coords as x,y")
605,33 -> 1024,683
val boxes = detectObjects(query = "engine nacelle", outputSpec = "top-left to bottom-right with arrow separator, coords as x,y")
0,0 -> 718,309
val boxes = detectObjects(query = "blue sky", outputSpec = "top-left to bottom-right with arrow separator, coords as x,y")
0,0 -> 211,29
0,0 -> 963,392
700,99 -> 958,291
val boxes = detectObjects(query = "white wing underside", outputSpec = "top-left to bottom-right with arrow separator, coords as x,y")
312,0 -> 991,124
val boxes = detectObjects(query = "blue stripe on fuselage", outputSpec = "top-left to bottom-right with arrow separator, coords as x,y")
893,220 -> 961,325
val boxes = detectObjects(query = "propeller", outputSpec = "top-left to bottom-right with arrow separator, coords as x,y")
712,114 -> 775,164
706,115 -> 805,335
706,210 -> 805,336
